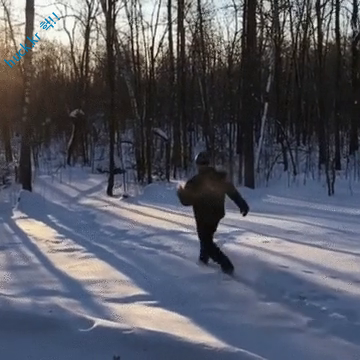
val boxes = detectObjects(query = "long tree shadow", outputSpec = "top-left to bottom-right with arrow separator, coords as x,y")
239,242 -> 360,288
36,176 -> 104,203
241,211 -> 360,237
29,181 -> 360,284
133,197 -> 360,247
59,198 -> 360,259
3,213 -> 112,321
0,302 -> 256,360
256,199 -> 360,227
34,179 -> 198,233
15,192 -> 360,360
16,194 -> 203,289
88,192 -> 197,231
230,250 -> 360,346
232,219 -> 360,258
262,193 -> 360,215
37,175 -> 360,238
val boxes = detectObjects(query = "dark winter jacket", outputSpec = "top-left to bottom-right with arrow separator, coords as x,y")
177,166 -> 249,225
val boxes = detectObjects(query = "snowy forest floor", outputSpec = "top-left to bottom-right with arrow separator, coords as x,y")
0,168 -> 360,360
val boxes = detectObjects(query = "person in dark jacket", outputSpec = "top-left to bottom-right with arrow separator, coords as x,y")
177,151 -> 249,275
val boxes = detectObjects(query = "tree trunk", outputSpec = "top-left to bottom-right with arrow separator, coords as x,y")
242,0 -> 256,189
197,0 -> 211,157
177,0 -> 187,171
237,0 -> 247,185
315,0 -> 327,168
101,0 -> 117,196
273,0 -> 288,171
19,0 -> 35,192
334,0 -> 341,169
167,0 -> 175,181
1,122 -> 13,163
350,0 -> 359,155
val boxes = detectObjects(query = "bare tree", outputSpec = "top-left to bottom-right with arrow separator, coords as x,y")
176,0 -> 186,172
19,0 -> 35,191
167,0 -> 175,180
333,0 -> 341,169
100,0 -> 118,196
350,0 -> 359,156
241,0 -> 257,188
2,0 -> 360,194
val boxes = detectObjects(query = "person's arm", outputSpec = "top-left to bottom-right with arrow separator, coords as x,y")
177,176 -> 198,206
225,181 -> 249,216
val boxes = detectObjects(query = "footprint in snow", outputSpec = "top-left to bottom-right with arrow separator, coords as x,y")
327,275 -> 337,279
278,264 -> 289,269
56,247 -> 78,253
300,290 -> 337,302
302,269 -> 314,274
284,230 -> 300,235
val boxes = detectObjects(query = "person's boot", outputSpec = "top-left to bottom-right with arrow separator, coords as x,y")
219,255 -> 234,275
221,263 -> 234,275
198,244 -> 209,265
198,253 -> 209,265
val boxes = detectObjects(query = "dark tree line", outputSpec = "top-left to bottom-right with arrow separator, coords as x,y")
1,0 -> 360,195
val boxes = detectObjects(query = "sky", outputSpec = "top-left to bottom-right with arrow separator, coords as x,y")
8,0 -> 235,46
10,0 -> 76,43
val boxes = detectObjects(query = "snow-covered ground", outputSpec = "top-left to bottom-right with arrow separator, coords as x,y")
0,168 -> 360,360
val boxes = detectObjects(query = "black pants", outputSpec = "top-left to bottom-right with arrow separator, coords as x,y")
196,220 -> 234,272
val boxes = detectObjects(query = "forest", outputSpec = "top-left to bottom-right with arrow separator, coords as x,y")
1,0 -> 360,196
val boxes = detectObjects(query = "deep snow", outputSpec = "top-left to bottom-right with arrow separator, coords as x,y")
0,168 -> 360,360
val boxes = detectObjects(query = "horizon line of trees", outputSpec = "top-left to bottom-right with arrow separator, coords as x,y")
1,0 -> 360,196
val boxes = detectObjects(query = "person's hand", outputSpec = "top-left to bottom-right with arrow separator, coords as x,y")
177,185 -> 187,200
